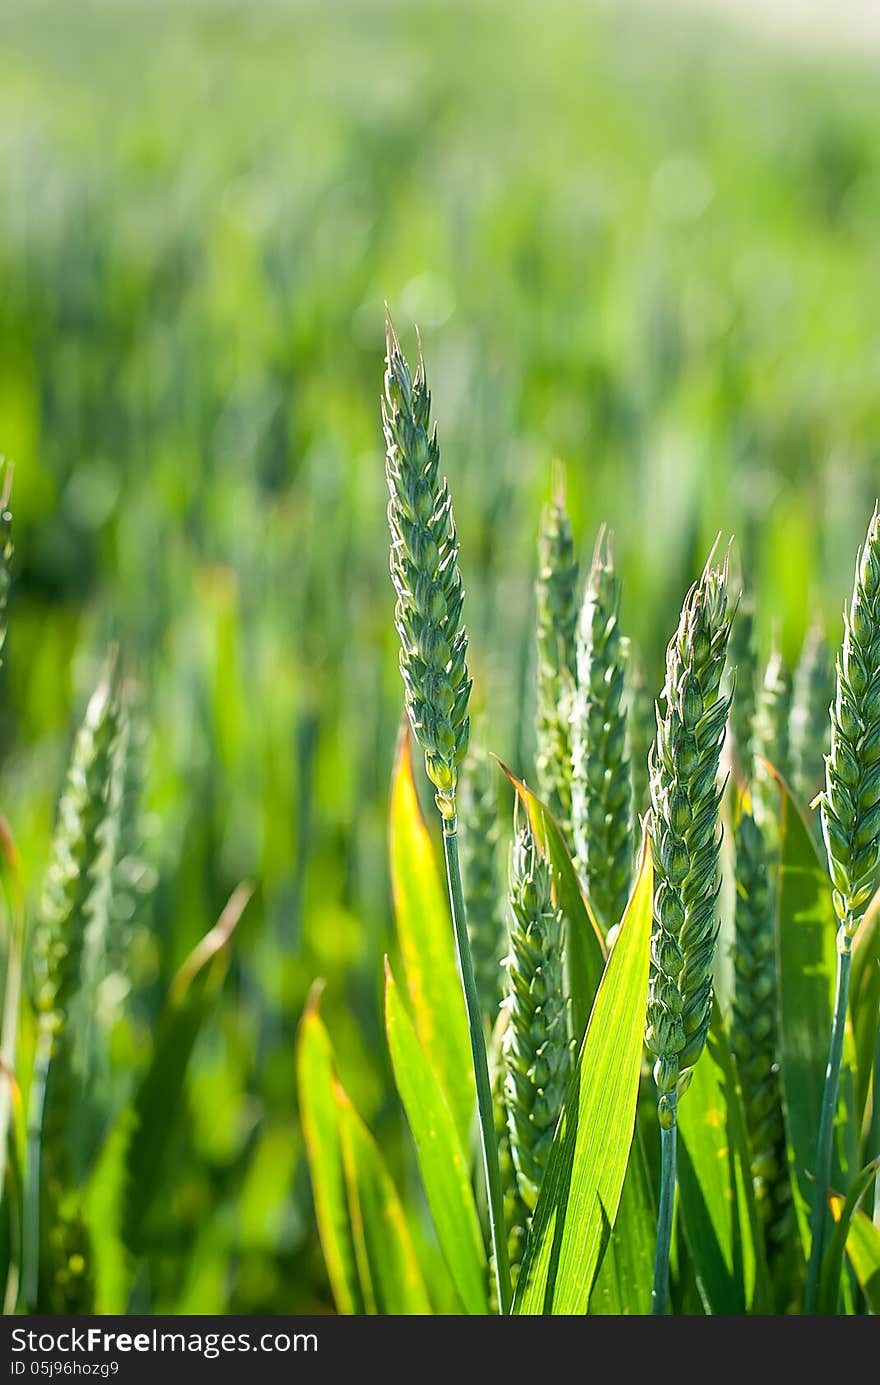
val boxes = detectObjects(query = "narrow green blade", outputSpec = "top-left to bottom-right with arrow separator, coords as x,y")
384,963 -> 488,1314
819,1159 -> 880,1313
390,728 -> 473,1147
513,833 -> 652,1315
775,766 -> 856,1242
296,986 -> 364,1315
336,1085 -> 432,1315
588,1125 -> 655,1314
841,1205 -> 880,1311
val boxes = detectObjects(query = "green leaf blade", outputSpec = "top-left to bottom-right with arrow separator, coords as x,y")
296,987 -> 364,1315
677,1009 -> 771,1314
390,729 -> 474,1147
336,1086 -> 432,1315
384,963 -> 488,1315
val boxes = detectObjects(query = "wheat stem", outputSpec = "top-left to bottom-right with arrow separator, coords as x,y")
651,1113 -> 677,1316
805,934 -> 852,1312
443,818 -> 512,1314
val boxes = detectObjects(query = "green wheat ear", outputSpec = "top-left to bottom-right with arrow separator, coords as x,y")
819,505 -> 880,932
460,750 -> 505,1019
647,546 -> 733,1115
647,544 -> 734,1314
383,318 -> 471,820
790,623 -> 833,808
571,526 -> 632,936
731,798 -> 793,1272
28,655 -> 123,1312
502,812 -> 572,1213
535,477 -> 579,836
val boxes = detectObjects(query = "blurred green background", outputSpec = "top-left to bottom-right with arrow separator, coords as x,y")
2,0 -> 880,1312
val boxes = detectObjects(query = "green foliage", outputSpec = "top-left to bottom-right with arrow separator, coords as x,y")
677,1009 -> 771,1314
384,965 -> 488,1314
4,0 -> 880,1317
388,731 -> 474,1147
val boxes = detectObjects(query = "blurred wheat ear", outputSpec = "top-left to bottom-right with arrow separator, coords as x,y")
26,654 -> 124,1313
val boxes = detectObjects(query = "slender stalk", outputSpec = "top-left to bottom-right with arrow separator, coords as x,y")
0,849 -> 24,1207
804,931 -> 852,1313
871,1024 -> 880,1229
23,1033 -> 50,1310
652,1112 -> 677,1315
442,817 -> 512,1315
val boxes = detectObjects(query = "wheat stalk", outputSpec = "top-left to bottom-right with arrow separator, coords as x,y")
535,479 -> 579,837
382,317 -> 510,1312
570,527 -> 633,935
646,546 -> 733,1313
807,503 -> 880,1308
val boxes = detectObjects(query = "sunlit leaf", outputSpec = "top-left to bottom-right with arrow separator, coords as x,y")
384,962 -> 488,1314
677,1007 -> 772,1314
588,1125 -> 655,1315
296,986 -> 364,1315
839,1203 -> 880,1312
389,727 -> 473,1147
336,1082 -> 432,1315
